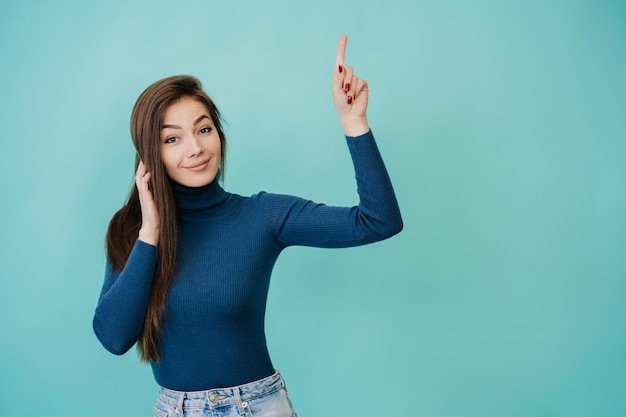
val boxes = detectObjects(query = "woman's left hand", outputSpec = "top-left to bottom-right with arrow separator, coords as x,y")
332,35 -> 370,137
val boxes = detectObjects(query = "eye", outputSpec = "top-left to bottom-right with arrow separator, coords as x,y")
199,127 -> 213,134
164,136 -> 178,144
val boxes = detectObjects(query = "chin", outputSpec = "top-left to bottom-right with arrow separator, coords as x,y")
167,161 -> 220,187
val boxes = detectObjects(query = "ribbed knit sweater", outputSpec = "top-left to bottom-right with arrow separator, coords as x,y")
93,130 -> 402,391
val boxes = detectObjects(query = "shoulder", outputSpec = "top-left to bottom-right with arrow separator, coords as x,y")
221,190 -> 299,208
212,191 -> 304,219
249,191 -> 306,210
247,191 -> 313,226
249,190 -> 298,202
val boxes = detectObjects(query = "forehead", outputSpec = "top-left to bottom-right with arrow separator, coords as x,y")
163,97 -> 211,123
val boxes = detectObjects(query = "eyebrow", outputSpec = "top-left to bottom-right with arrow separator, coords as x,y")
162,115 -> 210,130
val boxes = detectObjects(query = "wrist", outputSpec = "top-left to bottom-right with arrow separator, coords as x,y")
340,116 -> 369,137
138,226 -> 159,246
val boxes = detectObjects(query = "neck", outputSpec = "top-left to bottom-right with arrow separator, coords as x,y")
170,179 -> 228,212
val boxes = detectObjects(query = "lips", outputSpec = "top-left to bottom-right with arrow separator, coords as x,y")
184,160 -> 210,171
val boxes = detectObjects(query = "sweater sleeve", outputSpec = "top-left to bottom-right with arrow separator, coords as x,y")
93,239 -> 158,355
252,130 -> 403,248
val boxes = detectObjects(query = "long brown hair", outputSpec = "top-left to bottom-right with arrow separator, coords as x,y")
106,75 -> 226,363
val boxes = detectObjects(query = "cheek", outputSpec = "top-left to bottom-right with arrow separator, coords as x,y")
214,137 -> 223,160
160,148 -> 178,174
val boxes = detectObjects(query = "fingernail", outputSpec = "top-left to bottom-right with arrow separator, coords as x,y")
338,65 -> 343,73
344,83 -> 350,92
347,95 -> 353,104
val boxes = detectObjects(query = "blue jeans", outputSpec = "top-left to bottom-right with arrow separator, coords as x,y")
153,370 -> 297,417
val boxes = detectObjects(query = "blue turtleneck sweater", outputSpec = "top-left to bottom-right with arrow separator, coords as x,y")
93,130 -> 402,391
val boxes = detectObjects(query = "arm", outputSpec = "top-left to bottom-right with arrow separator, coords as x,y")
93,161 -> 160,355
253,130 -> 402,248
253,36 -> 402,248
93,240 -> 158,355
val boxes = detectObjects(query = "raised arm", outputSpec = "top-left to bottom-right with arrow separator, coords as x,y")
252,36 -> 403,248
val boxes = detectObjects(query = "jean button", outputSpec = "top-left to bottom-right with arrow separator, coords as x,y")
209,394 -> 219,403
242,401 -> 248,408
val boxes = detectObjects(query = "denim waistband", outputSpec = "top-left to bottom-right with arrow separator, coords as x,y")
157,370 -> 286,412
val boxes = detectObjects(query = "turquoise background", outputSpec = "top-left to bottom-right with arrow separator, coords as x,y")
1,0 -> 625,416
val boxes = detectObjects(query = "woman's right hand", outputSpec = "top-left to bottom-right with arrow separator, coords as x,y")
332,35 -> 370,137
136,161 -> 160,246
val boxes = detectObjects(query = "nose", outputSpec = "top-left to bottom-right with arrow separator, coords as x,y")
187,135 -> 204,158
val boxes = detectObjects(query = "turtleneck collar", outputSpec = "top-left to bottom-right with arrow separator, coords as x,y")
170,179 -> 229,212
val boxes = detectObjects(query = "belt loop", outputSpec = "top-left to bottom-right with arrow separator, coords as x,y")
276,369 -> 287,391
234,387 -> 245,415
175,391 -> 184,415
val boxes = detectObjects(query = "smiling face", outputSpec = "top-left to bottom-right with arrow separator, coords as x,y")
160,97 -> 222,187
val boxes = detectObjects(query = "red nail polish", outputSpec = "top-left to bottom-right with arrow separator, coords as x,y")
347,95 -> 353,104
344,83 -> 350,92
339,65 -> 343,73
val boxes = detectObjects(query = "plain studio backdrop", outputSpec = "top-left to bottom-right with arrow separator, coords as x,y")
1,1 -> 625,416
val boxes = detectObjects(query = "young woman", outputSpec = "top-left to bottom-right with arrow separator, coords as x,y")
93,35 -> 402,417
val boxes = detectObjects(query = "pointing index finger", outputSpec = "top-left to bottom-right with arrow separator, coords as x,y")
335,35 -> 347,68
